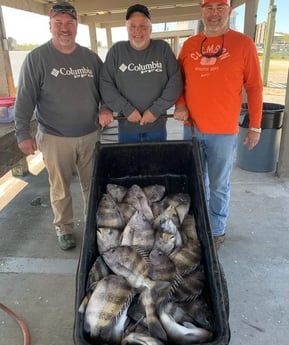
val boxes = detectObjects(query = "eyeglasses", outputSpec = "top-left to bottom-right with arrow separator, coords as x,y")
50,4 -> 77,17
200,35 -> 224,58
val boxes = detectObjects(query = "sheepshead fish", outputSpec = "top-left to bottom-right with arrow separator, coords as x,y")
102,246 -> 156,291
118,202 -> 137,224
123,184 -> 154,221
169,265 -> 205,302
153,205 -> 182,254
181,214 -> 199,242
126,295 -> 147,328
84,274 -> 134,341
162,297 -> 215,333
96,193 -> 125,229
169,239 -> 202,272
143,185 -> 166,205
179,297 -> 215,332
122,332 -> 164,345
153,205 -> 180,233
85,256 -> 110,292
107,183 -> 128,203
121,210 -> 155,250
148,248 -> 176,307
153,232 -> 177,256
148,248 -> 176,282
97,227 -> 122,254
162,193 -> 191,209
140,288 -> 167,341
153,193 -> 191,222
159,301 -> 213,344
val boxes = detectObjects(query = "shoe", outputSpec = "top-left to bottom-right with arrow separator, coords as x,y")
214,234 -> 225,250
57,234 -> 76,250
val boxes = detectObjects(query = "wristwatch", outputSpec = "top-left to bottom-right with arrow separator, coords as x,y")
249,127 -> 262,133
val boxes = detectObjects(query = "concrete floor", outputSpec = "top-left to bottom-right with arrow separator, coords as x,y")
1,119 -> 289,345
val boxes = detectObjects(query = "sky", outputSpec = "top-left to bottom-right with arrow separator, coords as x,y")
1,0 -> 288,47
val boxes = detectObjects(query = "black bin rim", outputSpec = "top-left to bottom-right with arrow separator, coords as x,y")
240,102 -> 285,129
241,102 -> 285,113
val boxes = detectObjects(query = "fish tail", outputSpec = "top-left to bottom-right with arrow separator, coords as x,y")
147,315 -> 167,341
141,289 -> 167,341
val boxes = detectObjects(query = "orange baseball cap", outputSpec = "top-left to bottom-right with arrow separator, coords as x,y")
201,0 -> 231,7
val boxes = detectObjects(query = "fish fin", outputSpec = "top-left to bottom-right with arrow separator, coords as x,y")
148,317 -> 168,341
182,322 -> 214,342
167,271 -> 184,298
182,321 -> 198,329
78,295 -> 88,313
100,300 -> 132,343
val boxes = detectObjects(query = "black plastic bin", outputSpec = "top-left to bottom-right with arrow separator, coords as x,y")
74,139 -> 230,345
236,102 -> 284,172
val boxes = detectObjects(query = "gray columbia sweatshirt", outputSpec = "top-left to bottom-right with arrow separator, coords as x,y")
15,40 -> 104,142
100,39 -> 183,133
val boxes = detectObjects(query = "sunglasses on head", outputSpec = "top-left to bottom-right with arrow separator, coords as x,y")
51,4 -> 77,16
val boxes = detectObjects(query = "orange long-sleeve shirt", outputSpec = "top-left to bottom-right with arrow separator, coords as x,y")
177,29 -> 263,134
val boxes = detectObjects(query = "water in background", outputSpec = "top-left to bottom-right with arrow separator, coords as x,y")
9,48 -> 108,88
9,51 -> 29,88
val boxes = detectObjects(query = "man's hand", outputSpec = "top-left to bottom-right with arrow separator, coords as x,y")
99,109 -> 114,128
243,130 -> 261,150
140,110 -> 156,126
127,109 -> 142,123
174,104 -> 189,122
18,139 -> 37,155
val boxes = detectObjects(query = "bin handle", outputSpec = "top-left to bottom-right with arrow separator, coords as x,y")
115,114 -> 174,121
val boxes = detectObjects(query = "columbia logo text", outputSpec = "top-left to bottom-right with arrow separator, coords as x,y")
50,66 -> 94,78
118,61 -> 163,74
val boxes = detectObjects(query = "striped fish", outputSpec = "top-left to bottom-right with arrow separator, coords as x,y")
121,210 -> 155,251
123,184 -> 154,221
102,246 -> 158,291
96,193 -> 125,229
159,301 -> 214,344
84,274 -> 134,342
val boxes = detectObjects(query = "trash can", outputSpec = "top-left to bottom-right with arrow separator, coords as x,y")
236,102 -> 284,172
0,97 -> 16,123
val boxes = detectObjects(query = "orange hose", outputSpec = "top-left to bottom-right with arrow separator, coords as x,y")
0,303 -> 30,345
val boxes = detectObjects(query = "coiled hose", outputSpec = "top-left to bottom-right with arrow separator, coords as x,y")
0,303 -> 30,345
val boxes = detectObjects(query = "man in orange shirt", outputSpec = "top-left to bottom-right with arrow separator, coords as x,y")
174,0 -> 263,249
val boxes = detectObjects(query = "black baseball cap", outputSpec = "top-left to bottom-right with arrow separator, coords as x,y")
49,2 -> 77,19
126,4 -> 151,20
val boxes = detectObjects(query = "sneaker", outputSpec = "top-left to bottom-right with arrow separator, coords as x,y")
214,234 -> 225,250
57,234 -> 76,250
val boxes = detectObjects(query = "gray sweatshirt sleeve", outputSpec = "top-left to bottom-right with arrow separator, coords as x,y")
100,47 -> 135,117
14,51 -> 40,143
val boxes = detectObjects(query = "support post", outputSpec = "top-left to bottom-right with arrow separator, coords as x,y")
243,0 -> 259,39
88,23 -> 98,53
0,6 -> 15,97
276,69 -> 289,177
106,27 -> 113,49
262,0 -> 277,86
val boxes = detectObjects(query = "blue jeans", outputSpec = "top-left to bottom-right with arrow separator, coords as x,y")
194,128 -> 237,236
118,128 -> 167,143
183,125 -> 193,140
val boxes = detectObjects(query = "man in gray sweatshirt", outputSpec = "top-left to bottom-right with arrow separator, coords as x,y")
14,2 -> 112,250
99,4 -> 183,142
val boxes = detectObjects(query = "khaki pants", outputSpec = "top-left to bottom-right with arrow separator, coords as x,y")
36,130 -> 99,235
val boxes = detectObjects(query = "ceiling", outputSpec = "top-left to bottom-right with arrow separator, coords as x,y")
0,0 -> 247,28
